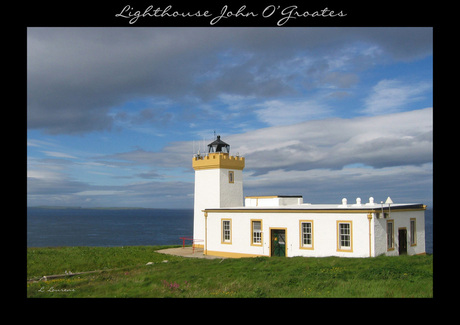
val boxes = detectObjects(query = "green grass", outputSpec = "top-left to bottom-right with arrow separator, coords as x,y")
27,246 -> 433,298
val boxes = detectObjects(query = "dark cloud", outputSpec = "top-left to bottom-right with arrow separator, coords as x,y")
27,27 -> 432,134
356,27 -> 433,61
136,170 -> 163,179
27,175 -> 88,195
114,107 -> 174,127
99,144 -> 193,169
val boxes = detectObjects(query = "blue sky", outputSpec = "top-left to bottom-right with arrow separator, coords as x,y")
27,28 -> 433,208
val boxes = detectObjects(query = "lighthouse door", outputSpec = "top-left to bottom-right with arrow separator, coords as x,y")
398,228 -> 407,255
270,229 -> 286,257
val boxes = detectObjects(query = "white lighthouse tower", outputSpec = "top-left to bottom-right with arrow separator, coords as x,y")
192,136 -> 245,249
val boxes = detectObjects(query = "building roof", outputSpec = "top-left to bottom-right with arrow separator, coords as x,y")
225,195 -> 426,212
245,195 -> 303,198
207,135 -> 230,153
204,202 -> 426,213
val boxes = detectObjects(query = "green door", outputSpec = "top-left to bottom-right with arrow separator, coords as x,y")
271,229 -> 286,257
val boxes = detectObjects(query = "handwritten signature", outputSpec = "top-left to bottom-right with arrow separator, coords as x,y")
38,286 -> 76,293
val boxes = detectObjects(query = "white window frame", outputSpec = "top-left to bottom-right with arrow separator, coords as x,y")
337,221 -> 353,252
251,220 -> 262,246
300,221 -> 313,249
222,219 -> 232,244
387,220 -> 394,251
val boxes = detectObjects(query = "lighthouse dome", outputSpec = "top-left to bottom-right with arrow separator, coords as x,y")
207,135 -> 230,154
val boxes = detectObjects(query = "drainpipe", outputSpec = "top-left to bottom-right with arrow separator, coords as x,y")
367,213 -> 373,257
204,211 -> 208,255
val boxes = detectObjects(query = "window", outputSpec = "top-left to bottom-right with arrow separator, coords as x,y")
337,221 -> 353,252
251,220 -> 262,245
300,221 -> 313,249
387,220 -> 394,250
222,219 -> 231,244
339,223 -> 351,248
228,171 -> 234,183
410,218 -> 417,246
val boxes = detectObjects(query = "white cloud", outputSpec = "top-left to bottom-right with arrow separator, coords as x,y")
41,151 -> 77,159
244,162 -> 432,205
229,107 -> 432,172
102,107 -> 432,174
255,99 -> 332,126
362,79 -> 431,115
27,139 -> 58,148
27,169 -> 62,180
75,190 -> 126,196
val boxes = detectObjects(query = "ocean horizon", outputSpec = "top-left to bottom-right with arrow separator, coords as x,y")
27,207 -> 194,248
27,206 -> 433,254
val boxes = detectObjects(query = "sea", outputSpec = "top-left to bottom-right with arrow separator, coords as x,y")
27,207 -> 433,254
27,207 -> 194,248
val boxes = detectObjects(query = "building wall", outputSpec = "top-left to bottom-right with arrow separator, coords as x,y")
373,210 -> 425,256
205,210 -> 426,258
245,196 -> 303,207
219,168 -> 243,208
193,168 -> 243,245
193,169 -> 219,244
205,211 -> 374,258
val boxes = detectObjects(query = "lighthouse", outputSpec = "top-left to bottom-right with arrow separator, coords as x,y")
190,136 -> 426,258
192,136 -> 245,248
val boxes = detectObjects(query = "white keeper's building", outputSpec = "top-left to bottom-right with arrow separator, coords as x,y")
193,136 -> 426,258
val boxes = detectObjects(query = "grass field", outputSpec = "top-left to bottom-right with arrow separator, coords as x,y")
27,246 -> 433,298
